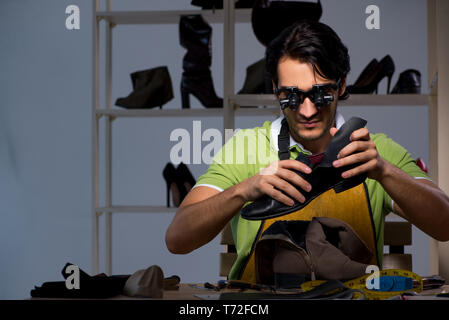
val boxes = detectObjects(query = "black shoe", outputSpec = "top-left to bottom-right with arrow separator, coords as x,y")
390,69 -> 421,94
347,58 -> 378,90
347,55 -> 395,94
238,58 -> 267,95
179,15 -> 223,108
163,163 -> 185,207
241,117 -> 368,220
115,66 -> 173,109
176,162 -> 196,197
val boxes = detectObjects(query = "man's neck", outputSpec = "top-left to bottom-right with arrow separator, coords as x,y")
296,132 -> 333,155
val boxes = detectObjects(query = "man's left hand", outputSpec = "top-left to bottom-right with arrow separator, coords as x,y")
330,127 -> 388,182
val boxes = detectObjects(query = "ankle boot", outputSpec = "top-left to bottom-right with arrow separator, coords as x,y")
179,15 -> 223,108
390,69 -> 421,94
115,66 -> 173,109
238,58 -> 267,94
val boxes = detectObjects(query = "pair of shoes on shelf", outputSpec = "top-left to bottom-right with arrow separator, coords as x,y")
115,66 -> 174,109
163,162 -> 196,208
179,15 -> 223,108
347,55 -> 421,94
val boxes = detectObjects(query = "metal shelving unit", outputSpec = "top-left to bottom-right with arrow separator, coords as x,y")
92,0 -> 447,277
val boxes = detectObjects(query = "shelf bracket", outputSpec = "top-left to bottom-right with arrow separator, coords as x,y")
96,16 -> 103,23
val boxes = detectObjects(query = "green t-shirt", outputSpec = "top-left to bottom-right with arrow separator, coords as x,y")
195,116 -> 430,279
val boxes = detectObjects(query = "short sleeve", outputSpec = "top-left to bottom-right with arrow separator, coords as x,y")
193,127 -> 268,192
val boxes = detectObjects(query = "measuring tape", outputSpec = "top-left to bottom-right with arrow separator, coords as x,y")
301,269 -> 423,300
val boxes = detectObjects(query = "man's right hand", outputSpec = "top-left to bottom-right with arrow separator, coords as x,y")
237,159 -> 312,206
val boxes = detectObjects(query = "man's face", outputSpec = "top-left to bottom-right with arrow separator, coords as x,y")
276,57 -> 345,145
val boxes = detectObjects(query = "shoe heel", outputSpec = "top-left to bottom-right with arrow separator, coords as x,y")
386,74 -> 392,94
166,183 -> 170,207
181,86 -> 190,109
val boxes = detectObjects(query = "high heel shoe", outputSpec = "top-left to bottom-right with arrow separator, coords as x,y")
347,55 -> 395,94
115,66 -> 173,109
179,15 -> 223,109
162,163 -> 185,208
390,69 -> 421,94
176,162 -> 196,196
347,58 -> 378,90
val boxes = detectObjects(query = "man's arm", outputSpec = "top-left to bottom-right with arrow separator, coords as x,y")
165,160 -> 312,254
381,165 -> 449,241
165,185 -> 245,254
332,127 -> 449,242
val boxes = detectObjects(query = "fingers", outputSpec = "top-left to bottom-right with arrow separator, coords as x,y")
337,140 -> 375,159
276,167 -> 312,193
278,159 -> 312,174
350,127 -> 370,141
263,175 -> 306,206
339,159 -> 378,179
334,147 -> 377,169
329,127 -> 338,137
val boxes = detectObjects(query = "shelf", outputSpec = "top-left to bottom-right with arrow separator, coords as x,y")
96,94 -> 429,119
96,206 -> 175,214
97,9 -> 251,25
96,107 -> 280,118
96,108 -> 223,118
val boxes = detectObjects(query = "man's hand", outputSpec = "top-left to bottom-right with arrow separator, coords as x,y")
237,160 -> 312,206
330,127 -> 388,182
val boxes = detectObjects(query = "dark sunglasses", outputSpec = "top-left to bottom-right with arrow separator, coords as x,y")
275,79 -> 341,110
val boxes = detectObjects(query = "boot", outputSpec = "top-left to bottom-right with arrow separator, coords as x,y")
115,66 -> 173,109
390,69 -> 421,94
238,58 -> 266,94
179,15 -> 223,108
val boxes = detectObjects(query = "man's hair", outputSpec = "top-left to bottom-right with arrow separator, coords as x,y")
266,20 -> 350,99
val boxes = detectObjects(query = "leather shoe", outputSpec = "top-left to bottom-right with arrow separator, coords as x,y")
241,117 -> 368,220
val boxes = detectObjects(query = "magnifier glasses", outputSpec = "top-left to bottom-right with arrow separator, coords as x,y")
276,79 -> 341,110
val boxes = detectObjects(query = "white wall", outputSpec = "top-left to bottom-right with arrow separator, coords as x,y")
0,0 -> 430,299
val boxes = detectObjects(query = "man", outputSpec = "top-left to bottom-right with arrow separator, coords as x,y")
165,21 -> 449,281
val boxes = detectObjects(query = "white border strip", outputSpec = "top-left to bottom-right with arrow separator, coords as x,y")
192,184 -> 224,192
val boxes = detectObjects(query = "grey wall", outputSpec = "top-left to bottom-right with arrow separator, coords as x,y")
0,0 -> 431,299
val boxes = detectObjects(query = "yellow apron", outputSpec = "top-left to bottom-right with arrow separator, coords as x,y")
238,183 -> 379,284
